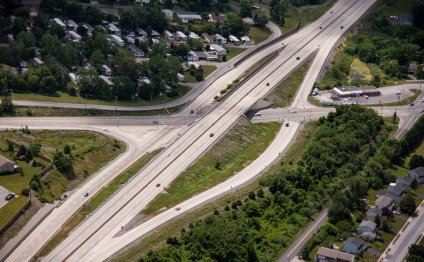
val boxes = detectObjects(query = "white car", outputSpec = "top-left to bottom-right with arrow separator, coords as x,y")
175,207 -> 181,211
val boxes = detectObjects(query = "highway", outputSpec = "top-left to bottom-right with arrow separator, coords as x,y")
2,1 -> 388,261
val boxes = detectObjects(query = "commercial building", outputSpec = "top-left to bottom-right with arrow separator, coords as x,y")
332,86 -> 381,98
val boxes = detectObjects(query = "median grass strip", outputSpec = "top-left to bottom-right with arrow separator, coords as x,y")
143,118 -> 281,215
112,122 -> 316,262
265,56 -> 314,107
36,149 -> 161,258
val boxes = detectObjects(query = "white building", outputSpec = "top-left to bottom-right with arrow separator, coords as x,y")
175,31 -> 187,43
215,34 -> 227,44
100,75 -> 113,86
110,35 -> 125,46
33,57 -> 44,67
177,73 -> 184,82
240,36 -> 251,45
107,23 -> 121,35
102,64 -> 112,76
164,30 -> 174,40
128,44 -> 145,57
229,35 -> 240,45
151,30 -> 161,38
67,19 -> 78,30
188,61 -> 200,69
136,28 -> 148,38
189,32 -> 200,40
210,44 -> 227,55
162,9 -> 173,19
52,18 -> 66,28
126,36 -> 135,44
69,72 -> 79,84
68,31 -> 82,42
187,51 -> 199,61
177,13 -> 202,24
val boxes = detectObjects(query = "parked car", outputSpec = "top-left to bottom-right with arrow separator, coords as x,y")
5,193 -> 15,201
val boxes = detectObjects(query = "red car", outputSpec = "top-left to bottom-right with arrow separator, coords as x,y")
156,183 -> 161,187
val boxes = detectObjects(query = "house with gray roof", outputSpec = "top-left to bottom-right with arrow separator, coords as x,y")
388,182 -> 408,202
375,195 -> 394,210
358,220 -> 377,234
366,207 -> 382,221
343,237 -> 368,255
0,155 -> 14,174
396,176 -> 413,187
361,231 -> 377,241
410,166 -> 424,184
316,247 -> 355,262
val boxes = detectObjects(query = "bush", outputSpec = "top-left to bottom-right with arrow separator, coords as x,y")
21,188 -> 30,196
53,151 -> 73,173
64,144 -> 71,154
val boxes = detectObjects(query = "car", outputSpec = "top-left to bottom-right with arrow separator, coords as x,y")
296,57 -> 300,60
393,211 -> 401,215
266,83 -> 270,86
421,98 -> 424,103
156,183 -> 161,187
103,128 -> 109,132
340,26 -> 344,29
84,192 -> 89,197
410,103 -> 414,106
285,123 -> 289,127
5,193 -> 15,201
396,91 -> 402,95
319,26 -> 323,29
330,10 -> 334,13
175,206 -> 181,211
209,133 -> 214,137
363,95 -> 369,99
290,110 -> 297,113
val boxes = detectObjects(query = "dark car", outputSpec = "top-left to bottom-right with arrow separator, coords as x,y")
266,83 -> 270,86
156,183 -> 161,187
5,193 -> 15,201
209,133 -> 214,137
84,192 -> 89,197
341,26 -> 344,29
296,57 -> 300,60
285,123 -> 289,127
410,103 -> 414,106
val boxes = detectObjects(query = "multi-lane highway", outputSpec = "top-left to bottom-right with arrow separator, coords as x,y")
4,1 -> 409,261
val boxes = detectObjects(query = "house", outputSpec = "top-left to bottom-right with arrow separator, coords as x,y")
240,35 -> 252,45
177,13 -> 202,24
210,44 -> 227,55
366,207 -> 382,221
82,23 -> 94,36
33,57 -> 44,67
410,166 -> 424,184
176,31 -> 187,43
151,30 -> 161,38
375,195 -> 394,210
107,23 -> 121,35
126,36 -> 135,44
128,44 -> 145,57
52,18 -> 66,28
102,65 -> 112,76
315,247 -> 355,262
67,19 -> 78,30
409,64 -> 417,74
188,61 -> 200,69
215,34 -> 227,44
396,176 -> 414,187
177,73 -> 184,82
194,51 -> 218,61
162,9 -> 173,19
388,182 -> 408,202
361,231 -> 377,241
7,34 -> 14,42
187,51 -> 199,61
99,75 -> 113,86
208,14 -> 226,23
68,31 -> 82,42
69,72 -> 78,84
343,237 -> 368,255
358,220 -> 377,234
188,32 -> 200,40
164,84 -> 172,93
136,28 -> 148,38
0,155 -> 15,174
229,35 -> 240,45
19,60 -> 27,68
110,35 -> 125,47
253,2 -> 271,12
202,33 -> 214,43
164,30 -> 174,40
138,77 -> 151,87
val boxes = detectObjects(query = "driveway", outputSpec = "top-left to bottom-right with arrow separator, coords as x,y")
367,247 -> 382,257
0,185 -> 11,209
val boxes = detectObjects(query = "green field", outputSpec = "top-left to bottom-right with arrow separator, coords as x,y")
278,7 -> 299,33
143,119 -> 281,215
1,85 -> 190,107
184,65 -> 217,83
226,47 -> 247,61
298,0 -> 336,26
248,26 -> 271,44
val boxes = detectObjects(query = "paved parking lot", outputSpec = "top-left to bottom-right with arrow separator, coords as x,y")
0,186 -> 11,209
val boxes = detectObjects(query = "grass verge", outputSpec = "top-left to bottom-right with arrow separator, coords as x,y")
248,26 -> 271,44
111,122 -> 316,262
36,149 -> 162,258
298,0 -> 336,26
227,47 -> 247,61
143,118 -> 281,215
2,85 -> 190,107
183,65 -> 217,83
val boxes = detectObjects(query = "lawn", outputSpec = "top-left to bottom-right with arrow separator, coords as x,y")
248,26 -> 271,44
184,65 -> 217,83
226,47 -> 247,61
298,0 -> 336,26
37,149 -> 161,258
266,56 -> 314,107
2,85 -> 190,106
349,58 -> 372,81
0,160 -> 43,229
0,130 -> 126,203
279,7 -> 300,33
143,119 -> 281,215
367,188 -> 379,206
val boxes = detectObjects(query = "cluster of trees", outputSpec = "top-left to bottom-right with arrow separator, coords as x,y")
407,244 -> 424,262
0,97 -> 14,115
141,105 -> 399,261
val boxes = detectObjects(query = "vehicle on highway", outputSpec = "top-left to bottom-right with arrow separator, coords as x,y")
175,206 -> 181,211
84,192 -> 89,197
363,95 -> 369,99
340,26 -> 344,29
393,211 -> 401,215
266,83 -> 270,86
156,183 -> 161,187
410,103 -> 414,106
209,133 -> 214,137
319,26 -> 322,29
296,57 -> 300,60
290,110 -> 297,113
5,193 -> 15,201
285,123 -> 289,127
103,128 -> 109,132
421,98 -> 424,102
396,91 -> 402,95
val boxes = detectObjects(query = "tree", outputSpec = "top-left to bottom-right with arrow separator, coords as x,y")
399,193 -> 416,215
253,9 -> 270,27
392,112 -> 397,123
408,244 -> 424,262
301,246 -> 310,259
409,154 -> 424,169
240,0 -> 253,17
328,201 -> 351,223
53,151 -> 73,173
1,97 -> 14,115
416,65 -> 424,80
89,49 -> 105,72
64,144 -> 71,154
271,0 -> 289,26
113,76 -> 137,100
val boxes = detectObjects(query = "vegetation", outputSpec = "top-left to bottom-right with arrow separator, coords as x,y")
136,105 -> 399,261
143,118 -> 281,214
399,193 -> 417,215
226,47 -> 248,61
248,26 -> 271,44
183,65 -> 217,83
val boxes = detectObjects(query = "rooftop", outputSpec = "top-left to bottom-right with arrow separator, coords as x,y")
316,247 -> 355,261
0,155 -> 13,167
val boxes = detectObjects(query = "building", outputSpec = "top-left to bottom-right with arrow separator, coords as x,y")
110,35 -> 125,47
388,182 -> 408,202
358,220 -> 377,234
102,65 -> 112,76
69,72 -> 78,84
208,14 -> 226,23
126,36 -> 135,44
343,237 -> 368,255
52,18 -> 66,28
177,73 -> 184,82
187,51 -> 199,61
128,44 -> 145,57
410,166 -> 424,184
164,30 -> 174,40
187,61 -> 200,69
0,155 -> 15,174
189,32 -> 200,40
194,51 -> 218,61
215,34 -> 227,44
361,231 -> 377,241
68,31 -> 82,42
33,57 -> 44,67
137,77 -> 151,87
396,176 -> 414,187
229,35 -> 240,45
240,35 -> 251,45
202,33 -> 214,43
151,30 -> 161,38
136,28 -> 148,38
332,86 -> 381,98
67,19 -> 78,30
107,23 -> 121,35
177,13 -> 202,24
375,195 -> 394,210
366,207 -> 382,221
210,44 -> 227,55
315,247 -> 355,262
408,64 -> 418,74
100,75 -> 113,86
175,31 -> 187,43
162,9 -> 173,19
